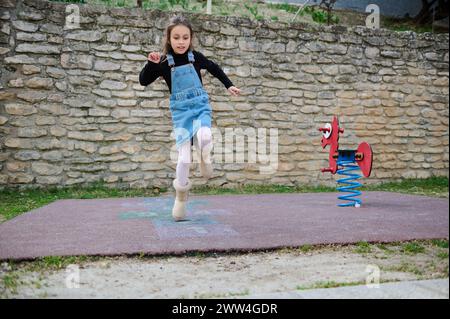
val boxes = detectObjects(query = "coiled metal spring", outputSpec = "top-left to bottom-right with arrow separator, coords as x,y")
336,160 -> 362,207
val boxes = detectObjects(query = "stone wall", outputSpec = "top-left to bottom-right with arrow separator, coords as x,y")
0,0 -> 448,190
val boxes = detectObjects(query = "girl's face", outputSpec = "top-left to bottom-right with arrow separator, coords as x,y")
170,25 -> 191,55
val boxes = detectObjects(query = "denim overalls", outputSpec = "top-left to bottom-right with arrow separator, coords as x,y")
168,51 -> 212,149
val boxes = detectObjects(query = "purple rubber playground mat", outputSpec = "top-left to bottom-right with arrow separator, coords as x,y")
0,191 -> 448,260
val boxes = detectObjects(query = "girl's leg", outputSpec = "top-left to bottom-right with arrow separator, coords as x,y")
195,126 -> 213,178
172,139 -> 193,221
176,139 -> 192,187
196,126 -> 212,162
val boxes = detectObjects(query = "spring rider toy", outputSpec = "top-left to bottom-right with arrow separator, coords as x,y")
319,116 -> 373,207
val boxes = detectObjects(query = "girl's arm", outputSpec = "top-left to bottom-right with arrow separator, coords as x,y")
195,51 -> 234,90
139,57 -> 162,87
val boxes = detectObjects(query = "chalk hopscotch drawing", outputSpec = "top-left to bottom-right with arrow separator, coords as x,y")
118,197 -> 239,239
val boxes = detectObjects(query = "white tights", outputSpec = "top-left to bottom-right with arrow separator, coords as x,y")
176,126 -> 212,186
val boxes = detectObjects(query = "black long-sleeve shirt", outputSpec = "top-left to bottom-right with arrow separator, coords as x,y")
139,50 -> 234,93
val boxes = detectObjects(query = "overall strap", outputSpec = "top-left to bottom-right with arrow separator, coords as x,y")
188,51 -> 195,63
167,53 -> 175,67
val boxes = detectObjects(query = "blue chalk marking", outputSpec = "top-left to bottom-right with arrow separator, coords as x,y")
119,211 -> 159,220
117,197 -> 239,239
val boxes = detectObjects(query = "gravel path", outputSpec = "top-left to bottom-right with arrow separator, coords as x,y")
1,242 -> 447,299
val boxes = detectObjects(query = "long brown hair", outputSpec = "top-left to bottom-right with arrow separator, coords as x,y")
161,15 -> 195,61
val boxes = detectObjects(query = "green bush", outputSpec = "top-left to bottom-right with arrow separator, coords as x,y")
311,7 -> 339,24
49,0 -> 86,3
268,2 -> 299,14
244,3 -> 264,21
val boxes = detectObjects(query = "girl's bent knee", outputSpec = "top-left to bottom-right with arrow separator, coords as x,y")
198,127 -> 212,145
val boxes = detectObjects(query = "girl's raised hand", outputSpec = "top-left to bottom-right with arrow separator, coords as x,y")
228,86 -> 241,96
148,52 -> 161,64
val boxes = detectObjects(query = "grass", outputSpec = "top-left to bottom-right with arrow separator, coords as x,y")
1,239 -> 447,297
437,251 -> 448,260
354,241 -> 372,254
0,176 -> 448,223
401,242 -> 426,255
298,244 -> 314,253
191,183 -> 336,195
384,262 -> 425,276
227,289 -> 250,297
192,288 -> 250,299
5,255 -> 101,273
2,239 -> 447,271
376,244 -> 395,254
1,273 -> 20,295
431,239 -> 449,249
382,16 -> 445,33
267,2 -> 300,15
277,244 -> 315,255
296,280 -> 364,290
355,239 -> 448,257
360,176 -> 449,198
376,240 -> 448,278
0,181 -> 163,222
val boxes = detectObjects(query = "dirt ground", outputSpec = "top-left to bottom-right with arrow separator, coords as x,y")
1,241 -> 448,299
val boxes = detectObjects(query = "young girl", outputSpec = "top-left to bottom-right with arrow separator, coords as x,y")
139,15 -> 241,222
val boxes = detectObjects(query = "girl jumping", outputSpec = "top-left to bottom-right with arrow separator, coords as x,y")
139,15 -> 241,221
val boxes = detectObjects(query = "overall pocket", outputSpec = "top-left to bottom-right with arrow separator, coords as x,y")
170,99 -> 189,112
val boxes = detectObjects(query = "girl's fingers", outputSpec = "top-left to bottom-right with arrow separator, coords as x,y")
148,52 -> 160,63
231,87 -> 240,96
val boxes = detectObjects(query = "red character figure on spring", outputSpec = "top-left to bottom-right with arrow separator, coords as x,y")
319,116 -> 373,207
